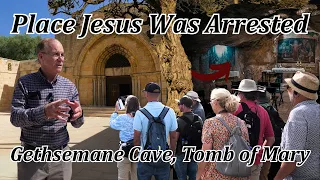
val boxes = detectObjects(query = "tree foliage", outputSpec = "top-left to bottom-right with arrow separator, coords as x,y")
0,35 -> 42,60
48,0 -> 310,21
249,0 -> 309,9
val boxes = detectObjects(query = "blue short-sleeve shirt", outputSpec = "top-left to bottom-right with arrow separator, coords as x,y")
133,102 -> 177,149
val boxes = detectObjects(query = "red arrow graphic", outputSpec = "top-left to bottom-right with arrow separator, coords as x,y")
191,62 -> 231,82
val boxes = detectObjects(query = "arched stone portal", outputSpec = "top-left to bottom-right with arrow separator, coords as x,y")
105,53 -> 132,106
74,34 -> 167,107
93,44 -> 136,106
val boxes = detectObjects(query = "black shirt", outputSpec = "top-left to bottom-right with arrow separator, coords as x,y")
176,112 -> 202,155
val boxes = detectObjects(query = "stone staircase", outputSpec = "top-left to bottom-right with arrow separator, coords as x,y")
82,106 -> 126,117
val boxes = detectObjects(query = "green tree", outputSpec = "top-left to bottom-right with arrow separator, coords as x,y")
0,35 -> 42,60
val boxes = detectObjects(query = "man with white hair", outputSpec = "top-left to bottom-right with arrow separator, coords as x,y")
186,91 -> 206,121
274,71 -> 320,180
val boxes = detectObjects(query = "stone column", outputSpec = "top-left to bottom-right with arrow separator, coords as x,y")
98,76 -> 102,106
93,77 -> 97,106
102,76 -> 106,106
157,74 -> 162,103
132,75 -> 136,97
137,76 -> 141,104
75,76 -> 80,89
74,76 -> 80,102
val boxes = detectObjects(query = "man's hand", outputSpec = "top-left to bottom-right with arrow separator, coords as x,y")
115,101 -> 120,112
66,100 -> 82,121
44,99 -> 70,121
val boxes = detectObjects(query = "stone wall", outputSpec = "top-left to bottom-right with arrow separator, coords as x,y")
237,36 -> 276,81
237,32 -> 320,81
0,58 -> 20,111
19,60 -> 40,76
57,31 -> 164,107
0,58 -> 40,111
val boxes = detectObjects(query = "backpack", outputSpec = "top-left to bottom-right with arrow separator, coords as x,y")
179,115 -> 203,150
216,116 -> 251,177
139,106 -> 170,166
260,103 -> 285,146
236,102 -> 260,148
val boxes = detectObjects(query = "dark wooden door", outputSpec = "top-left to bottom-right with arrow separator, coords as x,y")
106,76 -> 132,106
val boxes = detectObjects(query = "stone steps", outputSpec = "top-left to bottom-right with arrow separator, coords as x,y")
82,106 -> 126,117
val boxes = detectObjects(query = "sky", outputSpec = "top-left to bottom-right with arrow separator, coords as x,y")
0,0 -> 99,38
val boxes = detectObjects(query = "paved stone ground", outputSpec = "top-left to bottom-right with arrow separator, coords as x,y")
0,91 -> 293,180
0,115 -> 119,180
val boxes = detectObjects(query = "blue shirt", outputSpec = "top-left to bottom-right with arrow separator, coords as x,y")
281,100 -> 320,180
133,102 -> 177,150
110,113 -> 134,142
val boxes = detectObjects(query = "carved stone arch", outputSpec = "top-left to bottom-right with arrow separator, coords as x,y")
71,33 -> 161,107
95,44 -> 137,76
73,34 -> 158,77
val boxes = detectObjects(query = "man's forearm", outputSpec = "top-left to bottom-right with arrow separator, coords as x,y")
134,140 -> 140,147
169,131 -> 177,154
134,136 -> 140,146
10,106 -> 46,127
71,115 -> 84,128
274,162 -> 296,180
264,137 -> 275,147
170,140 -> 176,154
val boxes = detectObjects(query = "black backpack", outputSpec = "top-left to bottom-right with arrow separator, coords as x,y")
179,115 -> 203,150
260,103 -> 285,146
236,102 -> 260,147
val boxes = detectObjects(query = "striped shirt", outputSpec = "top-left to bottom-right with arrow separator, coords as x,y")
10,69 -> 84,147
110,113 -> 134,142
281,100 -> 320,180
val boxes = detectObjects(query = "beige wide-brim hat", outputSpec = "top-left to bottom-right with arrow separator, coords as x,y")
234,79 -> 262,92
285,71 -> 319,100
186,91 -> 201,102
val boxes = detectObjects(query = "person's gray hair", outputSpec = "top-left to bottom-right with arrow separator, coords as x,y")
125,95 -> 140,116
35,38 -> 61,63
36,38 -> 59,55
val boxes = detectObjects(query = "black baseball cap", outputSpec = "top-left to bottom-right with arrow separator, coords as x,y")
142,82 -> 161,93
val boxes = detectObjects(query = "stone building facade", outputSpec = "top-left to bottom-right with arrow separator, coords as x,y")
1,31 -> 320,111
0,31 -> 168,110
54,32 -> 168,107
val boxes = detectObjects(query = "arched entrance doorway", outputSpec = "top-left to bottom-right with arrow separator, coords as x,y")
75,35 -> 163,107
105,53 -> 132,106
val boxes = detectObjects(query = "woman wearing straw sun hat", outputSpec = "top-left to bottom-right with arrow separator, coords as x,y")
274,71 -> 320,180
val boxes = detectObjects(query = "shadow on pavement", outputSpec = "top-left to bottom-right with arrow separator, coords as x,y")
70,128 -> 120,180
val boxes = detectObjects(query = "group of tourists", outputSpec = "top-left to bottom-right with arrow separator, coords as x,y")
111,71 -> 320,180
